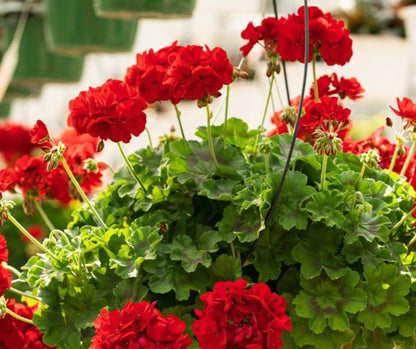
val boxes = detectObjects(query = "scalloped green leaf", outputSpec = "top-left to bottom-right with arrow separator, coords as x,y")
198,178 -> 240,201
344,211 -> 391,244
358,264 -> 411,330
294,270 -> 367,333
211,254 -> 242,280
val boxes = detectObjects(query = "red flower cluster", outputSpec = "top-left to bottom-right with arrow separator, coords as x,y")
241,6 -> 353,66
0,126 -> 104,210
390,97 -> 416,126
192,279 -> 291,349
310,73 -> 365,101
90,300 -> 192,349
0,122 -> 37,166
0,298 -> 54,349
68,79 -> 147,143
0,233 -> 11,296
125,43 -> 234,105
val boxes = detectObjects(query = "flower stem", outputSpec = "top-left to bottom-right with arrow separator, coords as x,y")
392,205 -> 416,236
173,104 -> 186,139
400,139 -> 416,177
312,54 -> 319,102
8,287 -> 41,302
3,263 -> 21,277
206,105 -> 219,169
97,161 -> 116,175
33,200 -> 55,231
350,163 -> 367,210
223,84 -> 230,145
60,156 -> 108,229
145,127 -> 154,148
320,153 -> 328,191
265,153 -> 270,175
389,138 -> 402,175
6,308 -> 34,325
260,73 -> 275,129
7,214 -> 58,261
117,142 -> 146,194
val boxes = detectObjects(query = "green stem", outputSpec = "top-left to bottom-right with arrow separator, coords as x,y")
206,105 -> 219,169
408,233 -> 416,249
400,140 -> 416,177
117,142 -> 146,193
50,229 -> 71,246
320,154 -> 328,191
145,127 -> 153,148
8,287 -> 41,302
3,263 -> 21,277
34,200 -> 55,231
223,84 -> 230,144
173,104 -> 186,139
260,73 -> 275,128
392,205 -> 416,235
60,156 -> 108,229
265,153 -> 270,175
8,214 -> 57,261
230,242 -> 236,258
97,161 -> 116,175
6,308 -> 34,325
389,139 -> 402,175
351,164 -> 367,210
312,54 -> 319,102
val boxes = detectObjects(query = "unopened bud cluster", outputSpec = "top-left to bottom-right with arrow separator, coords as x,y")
44,141 -> 66,171
0,199 -> 15,225
360,149 -> 380,169
313,128 -> 342,155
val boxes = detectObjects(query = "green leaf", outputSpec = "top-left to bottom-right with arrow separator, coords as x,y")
344,211 -> 391,244
198,178 -> 240,201
304,190 -> 347,228
168,230 -> 220,272
292,224 -> 348,280
270,133 -> 317,165
294,270 -> 367,333
265,171 -> 316,230
358,264 -> 411,330
143,255 -> 209,300
217,204 -> 263,243
211,254 -> 242,280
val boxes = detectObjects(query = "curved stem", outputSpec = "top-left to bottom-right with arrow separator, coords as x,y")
8,287 -> 41,302
173,104 -> 186,139
320,153 -> 328,191
312,54 -> 319,102
3,263 -> 21,277
34,200 -> 55,231
400,140 -> 416,177
6,308 -> 34,325
389,139 -> 402,175
145,127 -> 154,149
223,84 -> 230,144
392,205 -> 416,236
117,142 -> 146,193
8,214 -> 58,261
260,73 -> 275,129
206,105 -> 219,169
60,156 -> 108,229
97,161 -> 116,175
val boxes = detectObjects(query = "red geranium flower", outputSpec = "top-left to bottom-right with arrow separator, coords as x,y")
0,298 -> 55,349
90,300 -> 192,349
0,265 -> 11,296
390,97 -> 416,125
30,120 -> 51,146
68,79 -> 148,143
0,234 -> 8,262
192,279 -> 291,349
0,122 -> 37,166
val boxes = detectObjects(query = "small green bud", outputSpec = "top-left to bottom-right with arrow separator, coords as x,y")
360,149 -> 380,169
0,296 -> 7,318
83,158 -> 99,173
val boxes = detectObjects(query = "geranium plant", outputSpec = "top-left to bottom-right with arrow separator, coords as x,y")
1,2 -> 416,349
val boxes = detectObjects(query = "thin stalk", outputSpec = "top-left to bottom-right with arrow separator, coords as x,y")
34,200 -> 55,231
312,54 -> 319,102
350,163 -> 367,210
400,140 -> 416,177
265,153 -> 270,175
60,156 -> 108,229
206,105 -> 219,169
6,308 -> 34,324
389,139 -> 402,174
260,73 -> 276,128
145,127 -> 154,148
8,214 -> 57,260
223,84 -> 230,144
230,242 -> 236,258
3,263 -> 21,277
97,161 -> 116,175
173,104 -> 186,139
117,142 -> 146,193
408,232 -> 416,249
320,153 -> 328,191
391,205 -> 416,235
8,287 -> 41,302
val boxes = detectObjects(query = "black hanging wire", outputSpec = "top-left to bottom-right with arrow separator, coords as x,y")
271,0 -> 291,105
242,0 -> 310,265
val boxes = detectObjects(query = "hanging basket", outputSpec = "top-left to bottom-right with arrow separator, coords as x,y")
45,0 -> 138,55
93,0 -> 197,19
1,13 -> 85,86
